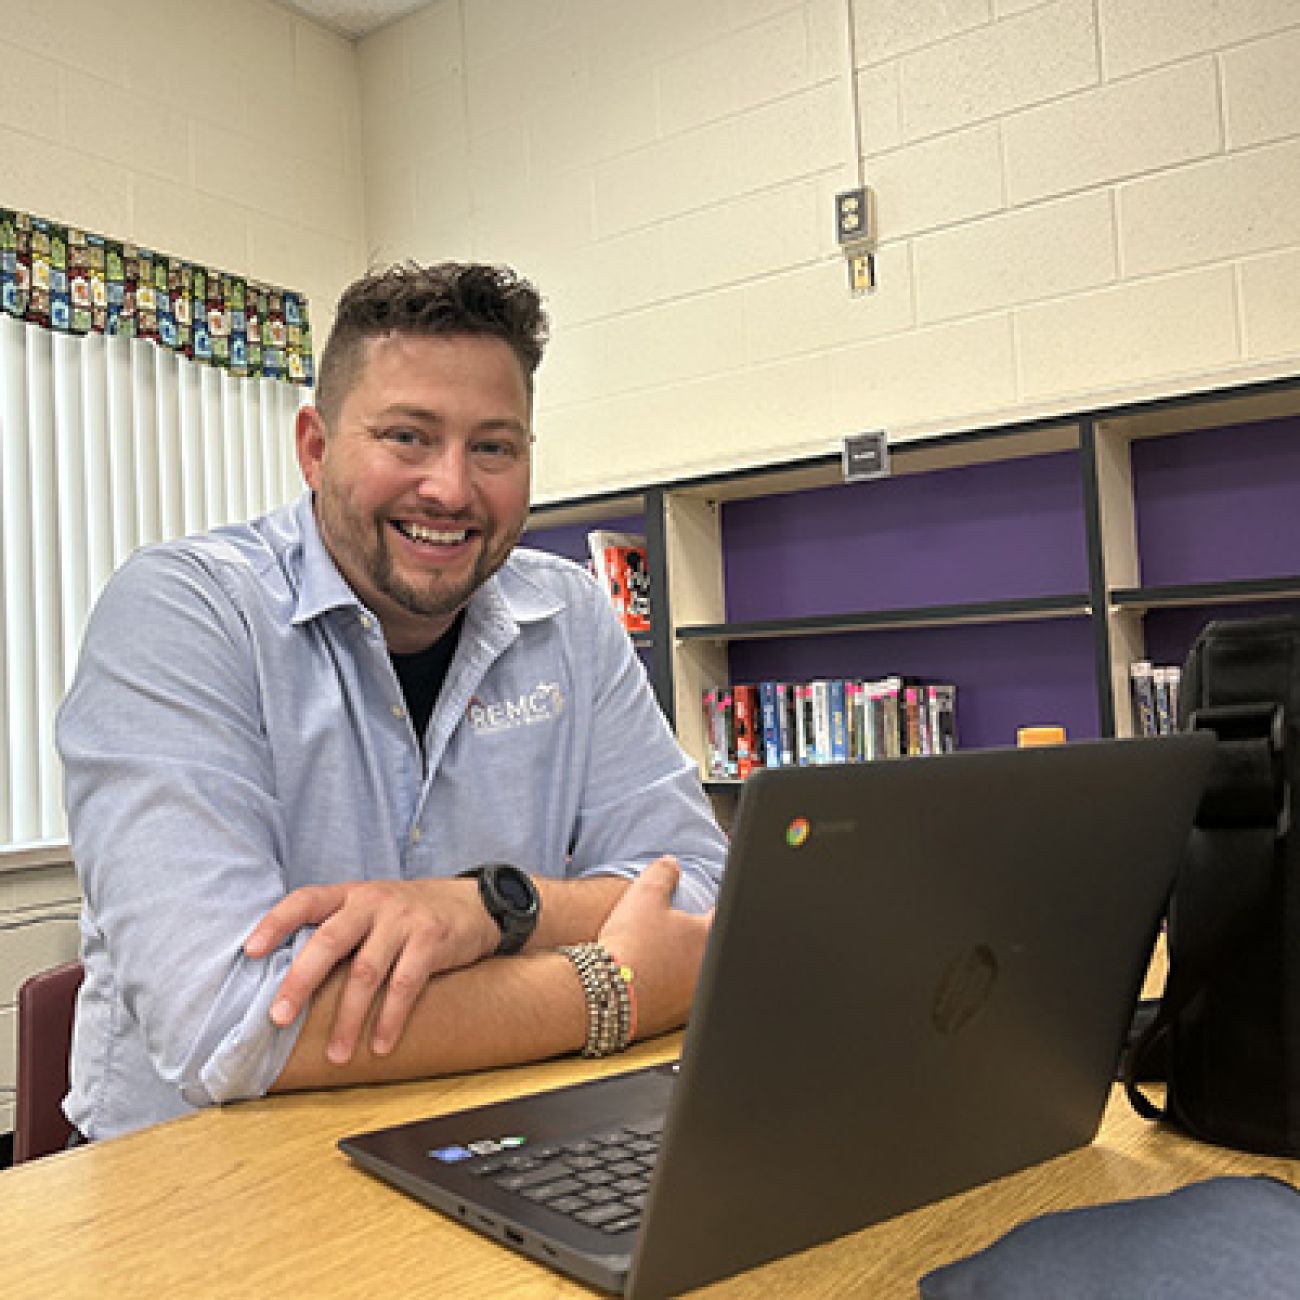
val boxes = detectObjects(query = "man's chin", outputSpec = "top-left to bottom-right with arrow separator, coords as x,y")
380,541 -> 511,619
388,583 -> 474,622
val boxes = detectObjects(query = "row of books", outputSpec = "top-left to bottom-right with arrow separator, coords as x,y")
587,529 -> 651,633
1130,660 -> 1182,736
703,677 -> 959,780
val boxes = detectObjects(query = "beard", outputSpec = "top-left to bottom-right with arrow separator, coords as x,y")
315,476 -> 522,628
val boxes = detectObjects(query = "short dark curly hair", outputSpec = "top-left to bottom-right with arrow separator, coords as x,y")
315,262 -> 549,426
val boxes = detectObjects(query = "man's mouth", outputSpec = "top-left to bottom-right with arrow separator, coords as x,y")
392,520 -> 473,546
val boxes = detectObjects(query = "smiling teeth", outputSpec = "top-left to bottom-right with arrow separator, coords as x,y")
400,522 -> 468,544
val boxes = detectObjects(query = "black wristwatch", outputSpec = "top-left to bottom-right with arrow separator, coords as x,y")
460,863 -> 541,956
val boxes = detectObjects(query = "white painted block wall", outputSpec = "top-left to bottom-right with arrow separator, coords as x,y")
0,0 -> 366,357
356,0 -> 1300,500
0,858 -> 79,1136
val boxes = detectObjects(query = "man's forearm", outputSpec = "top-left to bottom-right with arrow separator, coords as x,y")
526,874 -> 629,950
271,948 -> 588,1092
270,858 -> 708,1094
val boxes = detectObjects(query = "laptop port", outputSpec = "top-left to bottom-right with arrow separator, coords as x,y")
504,1228 -> 524,1246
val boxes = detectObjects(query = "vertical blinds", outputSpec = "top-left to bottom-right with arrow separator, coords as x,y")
0,315 -> 306,848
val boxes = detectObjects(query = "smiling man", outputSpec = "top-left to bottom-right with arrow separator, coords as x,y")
57,263 -> 728,1141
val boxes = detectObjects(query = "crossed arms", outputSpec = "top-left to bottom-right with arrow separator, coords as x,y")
256,862 -> 711,1091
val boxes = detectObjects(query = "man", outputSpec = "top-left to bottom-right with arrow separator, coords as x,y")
57,262 -> 727,1141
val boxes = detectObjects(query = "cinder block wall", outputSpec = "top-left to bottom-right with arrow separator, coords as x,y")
358,0 -> 1300,500
0,0 -> 366,346
0,858 -> 79,1138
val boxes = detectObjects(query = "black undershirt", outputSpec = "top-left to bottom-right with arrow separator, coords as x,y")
389,611 -> 465,748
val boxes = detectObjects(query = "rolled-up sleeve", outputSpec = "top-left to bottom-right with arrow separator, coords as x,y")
59,548 -> 306,1108
564,578 -> 728,913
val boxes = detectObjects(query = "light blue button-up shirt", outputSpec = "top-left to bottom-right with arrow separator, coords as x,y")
57,493 -> 727,1140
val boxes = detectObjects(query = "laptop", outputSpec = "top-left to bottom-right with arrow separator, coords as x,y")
339,733 -> 1214,1297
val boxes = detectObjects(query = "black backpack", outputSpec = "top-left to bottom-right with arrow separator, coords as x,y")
1124,613 -> 1300,1154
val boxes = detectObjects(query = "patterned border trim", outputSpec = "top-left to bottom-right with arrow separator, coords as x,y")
0,208 -> 313,384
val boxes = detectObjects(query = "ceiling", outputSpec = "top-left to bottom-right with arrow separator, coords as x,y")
269,0 -> 433,40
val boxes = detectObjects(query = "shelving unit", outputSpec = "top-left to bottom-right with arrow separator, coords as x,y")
1092,387 -> 1300,734
524,374 -> 1300,786
523,491 -> 666,713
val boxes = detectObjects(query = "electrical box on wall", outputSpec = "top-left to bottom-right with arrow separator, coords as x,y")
835,187 -> 872,245
848,252 -> 875,296
836,187 -> 876,295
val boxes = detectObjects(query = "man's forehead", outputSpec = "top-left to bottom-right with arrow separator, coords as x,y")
364,329 -> 519,368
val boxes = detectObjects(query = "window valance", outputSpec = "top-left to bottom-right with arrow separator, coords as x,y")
0,207 -> 313,384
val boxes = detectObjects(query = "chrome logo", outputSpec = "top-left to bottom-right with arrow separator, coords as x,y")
785,817 -> 810,848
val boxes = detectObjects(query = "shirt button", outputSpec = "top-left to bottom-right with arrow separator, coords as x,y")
391,704 -> 405,719
359,614 -> 373,631
410,827 -> 422,844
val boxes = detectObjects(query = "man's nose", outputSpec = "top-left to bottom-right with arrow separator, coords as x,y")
414,442 -> 473,510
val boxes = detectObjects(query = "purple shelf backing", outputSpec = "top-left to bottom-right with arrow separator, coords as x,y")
1133,416 -> 1300,588
522,513 -> 645,568
721,450 -> 1088,623
1142,598 -> 1300,670
726,617 -> 1098,750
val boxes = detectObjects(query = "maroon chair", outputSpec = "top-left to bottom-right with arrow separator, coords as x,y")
15,959 -> 84,1163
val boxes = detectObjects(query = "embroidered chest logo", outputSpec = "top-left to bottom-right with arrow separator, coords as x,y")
468,682 -> 564,734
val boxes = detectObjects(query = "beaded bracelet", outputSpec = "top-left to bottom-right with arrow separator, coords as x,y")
559,942 -> 636,1058
609,950 -> 638,1046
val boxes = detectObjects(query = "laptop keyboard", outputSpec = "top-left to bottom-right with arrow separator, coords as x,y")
470,1115 -> 664,1235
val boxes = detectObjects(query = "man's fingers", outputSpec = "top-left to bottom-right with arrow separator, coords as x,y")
635,855 -> 681,900
370,939 -> 437,1056
326,939 -> 399,1063
255,878 -> 502,1059
244,884 -> 348,957
268,908 -> 372,1027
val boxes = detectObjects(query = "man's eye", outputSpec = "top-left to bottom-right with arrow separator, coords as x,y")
380,428 -> 428,454
473,440 -> 519,462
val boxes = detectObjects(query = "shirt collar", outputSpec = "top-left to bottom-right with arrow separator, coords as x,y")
290,492 -> 365,625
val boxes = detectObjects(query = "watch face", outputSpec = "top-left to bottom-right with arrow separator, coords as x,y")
495,867 -> 535,913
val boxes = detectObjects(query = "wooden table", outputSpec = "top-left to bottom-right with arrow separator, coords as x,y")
2,1031 -> 1296,1299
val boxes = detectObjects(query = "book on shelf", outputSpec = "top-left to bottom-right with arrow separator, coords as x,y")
869,675 -> 902,760
828,679 -> 848,763
845,680 -> 862,762
903,684 -> 923,757
810,680 -> 832,766
586,529 -> 651,633
1153,664 -> 1181,735
928,683 -> 959,754
700,675 -> 959,778
1130,660 -> 1181,736
775,681 -> 795,766
1130,661 -> 1156,736
795,683 -> 812,767
758,681 -> 782,769
708,687 -> 739,778
732,683 -> 760,780
702,688 -> 725,780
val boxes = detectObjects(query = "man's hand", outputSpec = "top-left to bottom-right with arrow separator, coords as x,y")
595,856 -> 714,1040
243,878 -> 499,1063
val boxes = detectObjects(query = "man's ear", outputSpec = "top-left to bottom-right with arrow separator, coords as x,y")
295,405 -> 327,489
